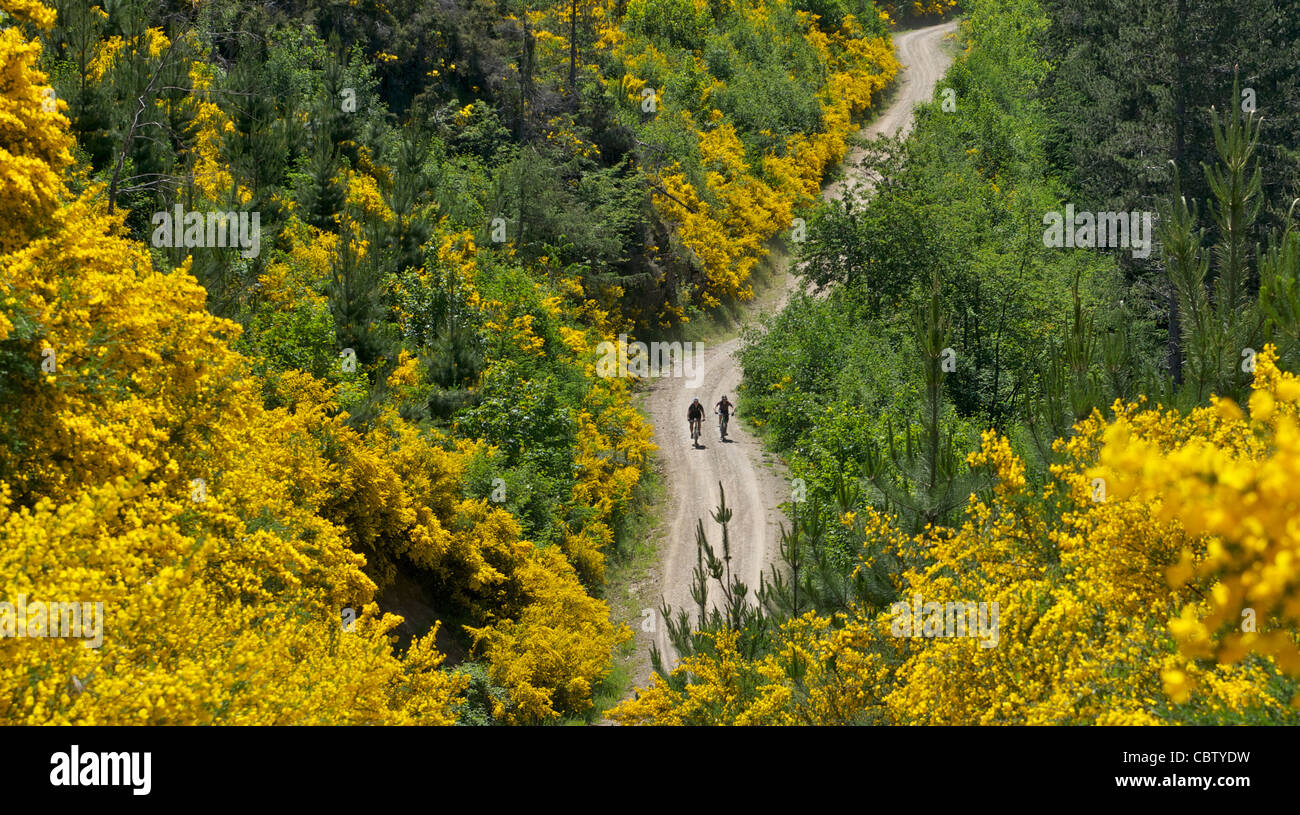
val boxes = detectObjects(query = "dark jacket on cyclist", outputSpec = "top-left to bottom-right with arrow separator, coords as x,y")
715,397 -> 733,417
687,401 -> 705,422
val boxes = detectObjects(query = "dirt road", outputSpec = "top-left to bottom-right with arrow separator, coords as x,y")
638,20 -> 960,676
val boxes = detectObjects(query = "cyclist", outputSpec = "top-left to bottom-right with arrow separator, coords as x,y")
714,395 -> 735,439
687,398 -> 705,447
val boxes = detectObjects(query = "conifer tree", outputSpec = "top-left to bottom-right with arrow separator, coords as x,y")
860,273 -> 973,534
1258,201 -> 1300,367
1161,82 -> 1266,405
301,140 -> 346,232
652,484 -> 768,681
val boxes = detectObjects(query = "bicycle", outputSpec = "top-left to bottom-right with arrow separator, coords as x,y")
690,417 -> 702,448
716,410 -> 729,440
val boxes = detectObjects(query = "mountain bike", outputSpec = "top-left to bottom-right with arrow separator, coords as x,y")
690,417 -> 702,448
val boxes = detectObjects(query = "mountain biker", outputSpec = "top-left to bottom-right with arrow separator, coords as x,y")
687,398 -> 705,445
714,395 -> 735,438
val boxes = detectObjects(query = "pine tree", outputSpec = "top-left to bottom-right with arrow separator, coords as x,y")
1258,200 -> 1300,367
1160,81 -> 1266,404
1026,273 -> 1108,455
651,483 -> 769,681
226,52 -> 292,213
301,140 -> 346,232
860,273 -> 973,534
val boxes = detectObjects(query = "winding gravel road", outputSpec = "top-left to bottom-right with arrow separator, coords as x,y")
637,20 -> 960,676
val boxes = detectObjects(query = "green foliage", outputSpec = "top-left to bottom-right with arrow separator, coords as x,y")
452,661 -> 510,726
457,363 -> 577,474
757,491 -> 901,621
489,143 -> 646,272
740,292 -> 914,451
625,0 -> 714,51
796,138 -> 934,311
234,291 -> 339,388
